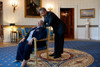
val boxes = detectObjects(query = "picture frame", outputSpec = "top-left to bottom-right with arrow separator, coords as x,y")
24,0 -> 42,18
80,8 -> 95,18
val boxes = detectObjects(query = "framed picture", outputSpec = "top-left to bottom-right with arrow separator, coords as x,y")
80,8 -> 95,18
24,0 -> 42,18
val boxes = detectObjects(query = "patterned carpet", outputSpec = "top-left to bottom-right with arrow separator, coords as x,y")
0,41 -> 100,67
27,48 -> 94,67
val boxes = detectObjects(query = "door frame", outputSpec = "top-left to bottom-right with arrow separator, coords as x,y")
99,5 -> 100,40
58,5 -> 78,39
0,1 -> 3,38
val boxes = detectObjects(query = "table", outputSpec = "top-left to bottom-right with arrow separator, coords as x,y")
10,31 -> 17,43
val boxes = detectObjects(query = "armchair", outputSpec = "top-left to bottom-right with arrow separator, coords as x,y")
50,27 -> 54,40
25,27 -> 32,34
16,28 -> 23,42
32,26 -> 51,65
50,30 -> 54,40
21,27 -> 27,38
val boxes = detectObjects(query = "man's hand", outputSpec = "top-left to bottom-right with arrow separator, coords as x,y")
28,39 -> 33,45
19,38 -> 25,43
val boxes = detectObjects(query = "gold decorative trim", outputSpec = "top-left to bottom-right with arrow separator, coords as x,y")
77,25 -> 85,27
3,25 -> 36,28
77,25 -> 98,28
89,25 -> 98,27
80,8 -> 95,18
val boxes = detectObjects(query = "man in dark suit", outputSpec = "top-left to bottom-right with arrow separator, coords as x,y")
40,8 -> 66,59
13,20 -> 47,67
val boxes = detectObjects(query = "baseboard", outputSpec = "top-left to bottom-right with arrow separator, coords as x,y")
3,39 -> 11,42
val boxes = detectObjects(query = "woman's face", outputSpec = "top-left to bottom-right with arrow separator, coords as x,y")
37,21 -> 42,26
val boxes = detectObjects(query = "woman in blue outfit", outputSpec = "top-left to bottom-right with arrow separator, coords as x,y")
13,20 -> 47,67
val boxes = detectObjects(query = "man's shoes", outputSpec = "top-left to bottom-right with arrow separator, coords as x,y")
49,53 -> 55,56
12,60 -> 21,63
54,54 -> 61,59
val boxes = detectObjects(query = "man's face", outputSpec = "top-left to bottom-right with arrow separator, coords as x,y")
40,11 -> 47,17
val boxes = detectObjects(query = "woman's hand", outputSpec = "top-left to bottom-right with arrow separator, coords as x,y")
28,39 -> 33,45
19,38 -> 25,43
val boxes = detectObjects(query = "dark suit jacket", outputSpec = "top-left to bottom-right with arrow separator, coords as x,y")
44,11 -> 66,34
24,27 -> 47,48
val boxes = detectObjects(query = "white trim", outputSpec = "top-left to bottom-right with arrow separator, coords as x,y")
98,5 -> 100,40
3,39 -> 11,42
58,5 -> 78,39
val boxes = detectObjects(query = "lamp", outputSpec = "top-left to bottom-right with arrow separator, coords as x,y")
48,7 -> 53,11
10,23 -> 15,26
10,23 -> 15,31
47,4 -> 53,11
12,0 -> 17,13
61,12 -> 68,16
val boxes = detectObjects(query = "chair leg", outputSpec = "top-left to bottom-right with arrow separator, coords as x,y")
47,52 -> 49,61
35,52 -> 38,65
34,38 -> 38,65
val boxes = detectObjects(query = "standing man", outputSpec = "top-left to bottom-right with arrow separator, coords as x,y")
40,8 -> 66,59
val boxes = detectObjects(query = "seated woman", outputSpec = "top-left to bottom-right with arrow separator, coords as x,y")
13,20 -> 47,67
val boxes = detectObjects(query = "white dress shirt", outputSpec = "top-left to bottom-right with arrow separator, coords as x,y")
27,29 -> 35,42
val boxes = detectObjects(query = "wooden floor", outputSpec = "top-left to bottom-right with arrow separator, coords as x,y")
0,38 -> 17,47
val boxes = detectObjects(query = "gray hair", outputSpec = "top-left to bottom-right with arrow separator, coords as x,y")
39,20 -> 44,27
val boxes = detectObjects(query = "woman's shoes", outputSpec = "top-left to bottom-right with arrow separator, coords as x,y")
20,60 -> 27,67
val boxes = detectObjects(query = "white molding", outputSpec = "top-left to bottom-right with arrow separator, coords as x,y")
3,39 -> 11,42
98,5 -> 100,40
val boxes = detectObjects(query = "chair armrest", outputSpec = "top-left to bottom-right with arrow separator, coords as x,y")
33,38 -> 48,41
25,33 -> 27,35
33,38 -> 48,50
37,38 -> 48,41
